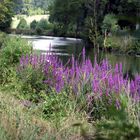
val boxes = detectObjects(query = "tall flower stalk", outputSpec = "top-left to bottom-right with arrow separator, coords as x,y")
18,48 -> 140,107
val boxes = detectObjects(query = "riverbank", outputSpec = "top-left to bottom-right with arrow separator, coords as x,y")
8,33 -> 140,75
0,34 -> 140,139
0,89 -> 91,140
6,28 -> 140,56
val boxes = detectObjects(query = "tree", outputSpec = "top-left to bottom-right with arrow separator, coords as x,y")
30,20 -> 38,29
49,0 -> 85,36
17,18 -> 28,29
13,0 -> 24,14
0,0 -> 14,30
32,0 -> 53,12
49,0 -> 140,46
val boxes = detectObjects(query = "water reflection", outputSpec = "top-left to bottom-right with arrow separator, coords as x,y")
20,35 -> 140,75
87,48 -> 140,75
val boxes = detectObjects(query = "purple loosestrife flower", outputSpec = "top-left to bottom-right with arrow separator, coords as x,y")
20,55 -> 25,66
82,47 -> 86,63
31,54 -> 37,67
106,89 -> 110,97
115,64 -> 119,73
25,54 -> 29,65
115,99 -> 121,110
39,54 -> 44,64
18,47 -> 140,107
131,75 -> 140,99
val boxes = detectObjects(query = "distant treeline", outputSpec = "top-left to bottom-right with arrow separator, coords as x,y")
13,0 -> 53,15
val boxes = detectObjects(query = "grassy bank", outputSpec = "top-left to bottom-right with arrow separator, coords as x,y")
0,89 -> 92,140
104,33 -> 140,55
0,32 -> 140,139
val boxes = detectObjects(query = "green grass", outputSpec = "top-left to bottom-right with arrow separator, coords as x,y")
0,89 -> 93,140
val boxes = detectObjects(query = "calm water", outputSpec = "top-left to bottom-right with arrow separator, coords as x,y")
20,35 -> 140,75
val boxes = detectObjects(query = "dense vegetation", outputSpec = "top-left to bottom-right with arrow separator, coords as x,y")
13,0 -> 53,15
8,0 -> 140,54
49,0 -> 140,52
0,32 -> 140,139
0,0 -> 14,30
0,0 -> 140,139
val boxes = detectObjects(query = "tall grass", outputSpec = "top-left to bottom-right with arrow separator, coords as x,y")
106,35 -> 140,54
0,90 -> 94,140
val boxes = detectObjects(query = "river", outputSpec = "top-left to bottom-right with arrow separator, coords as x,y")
19,35 -> 140,76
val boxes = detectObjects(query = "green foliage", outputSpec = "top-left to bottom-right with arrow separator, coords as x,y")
36,19 -> 48,30
49,0 -> 140,48
95,119 -> 140,140
17,18 -> 29,29
18,0 -> 52,15
41,92 -> 74,121
90,94 -> 140,140
0,0 -> 14,30
0,125 -> 8,140
35,19 -> 53,35
130,39 -> 140,53
0,91 -> 91,140
17,64 -> 47,102
105,35 -> 140,53
0,37 -> 32,85
0,37 -> 32,67
0,32 -> 7,49
49,0 -> 85,36
102,14 -> 120,33
30,20 -> 38,30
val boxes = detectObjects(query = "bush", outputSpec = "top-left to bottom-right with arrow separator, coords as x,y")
35,26 -> 43,35
17,18 -> 29,30
130,39 -> 140,54
0,37 -> 32,67
17,61 -> 47,102
102,14 -> 120,33
30,20 -> 38,30
36,19 -> 48,30
105,35 -> 140,54
35,19 -> 53,35
0,32 -> 7,49
0,37 -> 32,85
41,92 -> 73,121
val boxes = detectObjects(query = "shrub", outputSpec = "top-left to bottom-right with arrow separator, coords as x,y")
35,19 -> 53,35
35,26 -> 43,35
36,19 -> 48,30
17,59 -> 47,102
30,20 -> 38,30
0,37 -> 32,67
0,32 -> 7,49
129,39 -> 140,54
0,37 -> 32,85
102,14 -> 120,33
105,35 -> 140,54
41,91 -> 73,121
17,18 -> 29,30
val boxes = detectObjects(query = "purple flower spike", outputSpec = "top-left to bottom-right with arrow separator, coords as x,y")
18,49 -> 140,109
115,99 -> 121,110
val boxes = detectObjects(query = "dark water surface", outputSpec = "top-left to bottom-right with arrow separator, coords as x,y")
20,35 -> 140,75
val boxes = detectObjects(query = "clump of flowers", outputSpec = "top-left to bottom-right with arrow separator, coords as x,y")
18,48 -> 140,107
